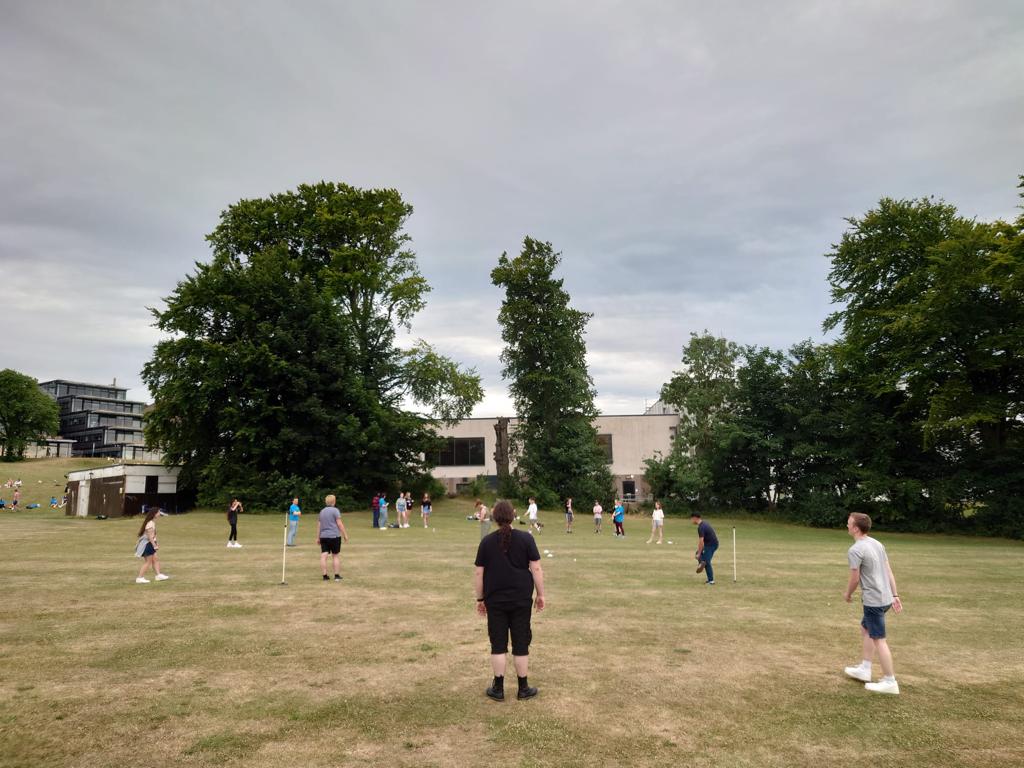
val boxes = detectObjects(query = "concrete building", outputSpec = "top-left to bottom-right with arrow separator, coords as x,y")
430,412 -> 680,502
65,464 -> 181,518
38,379 -> 162,461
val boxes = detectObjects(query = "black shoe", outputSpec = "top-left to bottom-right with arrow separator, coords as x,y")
517,685 -> 538,699
486,676 -> 504,701
334,574 -> 342,581
322,574 -> 329,581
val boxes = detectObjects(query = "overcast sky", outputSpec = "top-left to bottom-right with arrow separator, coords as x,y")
2,1 -> 1022,416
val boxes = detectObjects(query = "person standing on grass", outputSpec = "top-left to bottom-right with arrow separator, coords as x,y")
612,499 -> 625,537
135,507 -> 170,583
226,497 -> 243,548
396,492 -> 407,529
527,497 -> 541,533
647,501 -> 665,544
474,500 -> 546,701
421,493 -> 432,528
371,492 -> 380,528
691,512 -> 718,584
564,497 -> 574,533
476,499 -> 491,540
404,492 -> 414,527
843,512 -> 903,695
11,489 -> 20,510
592,500 -> 603,534
316,494 -> 349,581
286,497 -> 301,546
378,493 -> 389,529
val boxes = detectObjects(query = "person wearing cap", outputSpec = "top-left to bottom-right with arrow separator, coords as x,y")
135,507 -> 170,583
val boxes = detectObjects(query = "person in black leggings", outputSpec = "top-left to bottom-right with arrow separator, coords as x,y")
474,500 -> 546,701
226,497 -> 243,548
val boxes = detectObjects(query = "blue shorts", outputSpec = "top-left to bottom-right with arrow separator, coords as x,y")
861,604 -> 891,639
142,542 -> 156,557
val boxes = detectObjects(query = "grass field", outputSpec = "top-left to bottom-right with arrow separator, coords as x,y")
1,459 -> 1023,768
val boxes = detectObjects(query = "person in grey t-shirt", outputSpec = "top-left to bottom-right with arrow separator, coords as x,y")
842,512 -> 903,694
315,494 -> 349,582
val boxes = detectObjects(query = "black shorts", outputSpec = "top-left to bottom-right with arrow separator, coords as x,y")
486,600 -> 533,656
319,537 -> 341,554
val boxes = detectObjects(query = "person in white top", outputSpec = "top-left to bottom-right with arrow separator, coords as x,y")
592,500 -> 603,534
527,497 -> 541,533
646,501 -> 665,544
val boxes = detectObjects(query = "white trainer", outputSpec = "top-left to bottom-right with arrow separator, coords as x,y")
135,577 -> 150,584
155,573 -> 170,581
234,542 -> 243,547
227,542 -> 233,547
865,679 -> 899,695
844,665 -> 872,682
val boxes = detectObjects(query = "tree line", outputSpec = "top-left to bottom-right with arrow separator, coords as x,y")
646,179 -> 1024,538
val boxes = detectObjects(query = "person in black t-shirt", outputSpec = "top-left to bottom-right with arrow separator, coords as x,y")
474,500 -> 546,701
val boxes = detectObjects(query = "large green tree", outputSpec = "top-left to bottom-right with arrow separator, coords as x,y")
143,182 -> 482,507
0,370 -> 59,461
491,237 -> 612,505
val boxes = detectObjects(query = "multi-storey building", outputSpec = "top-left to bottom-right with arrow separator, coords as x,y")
38,379 -> 161,461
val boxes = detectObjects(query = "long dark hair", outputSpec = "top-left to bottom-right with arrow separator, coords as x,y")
492,500 -> 515,554
137,507 -> 159,537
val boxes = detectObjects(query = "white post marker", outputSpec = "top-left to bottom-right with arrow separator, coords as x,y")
280,508 -> 289,585
732,526 -> 737,582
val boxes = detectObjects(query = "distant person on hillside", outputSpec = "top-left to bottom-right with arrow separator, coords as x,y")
226,497 -> 243,548
135,507 -> 170,583
647,501 -> 665,544
11,489 -> 20,510
474,500 -> 545,701
421,493 -> 432,528
612,500 -> 625,537
316,494 -> 349,581
0,498 -> 6,509
287,497 -> 301,546
592,500 -> 603,533
527,497 -> 541,533
691,512 -> 717,584
378,494 -> 389,530
49,496 -> 59,509
843,512 -> 903,695
476,499 -> 491,540
396,493 -> 407,529
564,497 -> 574,533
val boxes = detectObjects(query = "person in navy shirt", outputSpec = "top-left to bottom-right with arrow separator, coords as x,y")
691,512 -> 719,584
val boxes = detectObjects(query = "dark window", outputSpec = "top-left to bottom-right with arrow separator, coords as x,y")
597,434 -> 613,464
145,475 -> 159,494
433,437 -> 485,466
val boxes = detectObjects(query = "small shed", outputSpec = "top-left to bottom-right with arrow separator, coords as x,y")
66,464 -> 182,518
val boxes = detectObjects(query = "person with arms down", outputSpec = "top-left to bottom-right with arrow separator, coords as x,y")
316,495 -> 349,581
843,512 -> 903,694
474,500 -> 546,701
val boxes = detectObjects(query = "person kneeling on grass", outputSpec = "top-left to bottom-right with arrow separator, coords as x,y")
843,512 -> 903,695
135,507 -> 170,583
316,494 -> 349,581
474,500 -> 546,701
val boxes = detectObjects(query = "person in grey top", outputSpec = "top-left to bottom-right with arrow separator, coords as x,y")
843,512 -> 903,694
315,494 -> 349,582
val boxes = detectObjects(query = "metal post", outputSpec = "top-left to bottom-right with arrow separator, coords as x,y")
732,526 -> 737,582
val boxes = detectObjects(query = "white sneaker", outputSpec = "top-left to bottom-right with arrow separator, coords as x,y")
865,679 -> 899,695
155,573 -> 170,581
234,542 -> 243,548
227,542 -> 233,547
135,577 -> 150,584
844,665 -> 872,682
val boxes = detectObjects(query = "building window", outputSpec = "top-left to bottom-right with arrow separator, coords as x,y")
597,434 -> 613,464
145,475 -> 159,494
434,437 -> 485,466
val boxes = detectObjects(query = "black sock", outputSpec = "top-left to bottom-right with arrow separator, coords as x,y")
518,675 -> 529,689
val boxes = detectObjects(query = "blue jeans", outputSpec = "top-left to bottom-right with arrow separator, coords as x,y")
287,519 -> 298,545
379,509 -> 388,528
702,544 -> 718,582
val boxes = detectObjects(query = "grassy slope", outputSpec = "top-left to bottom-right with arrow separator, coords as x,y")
1,462 -> 1022,767
0,457 -> 114,508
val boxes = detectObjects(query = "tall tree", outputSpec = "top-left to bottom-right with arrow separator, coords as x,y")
0,370 -> 59,461
491,237 -> 612,505
143,182 -> 482,506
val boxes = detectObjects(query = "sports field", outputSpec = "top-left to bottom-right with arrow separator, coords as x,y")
1,462 -> 1022,767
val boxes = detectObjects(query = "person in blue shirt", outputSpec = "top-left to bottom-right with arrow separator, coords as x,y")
287,497 -> 301,546
378,494 -> 389,529
691,512 -> 719,584
613,500 -> 626,537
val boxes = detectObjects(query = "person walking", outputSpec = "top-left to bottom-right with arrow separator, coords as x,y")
286,497 -> 301,546
135,507 -> 170,583
11,489 -> 20,510
476,499 -> 491,540
843,512 -> 903,694
691,512 -> 718,584
592,500 -> 603,534
564,497 -> 574,534
421,493 -> 432,528
474,500 -> 546,701
612,499 -> 625,537
527,497 -> 542,533
316,494 -> 349,581
226,497 -> 243,548
646,501 -> 665,544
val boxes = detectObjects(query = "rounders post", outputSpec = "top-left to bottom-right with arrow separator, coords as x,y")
732,526 -> 737,582
280,508 -> 289,585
